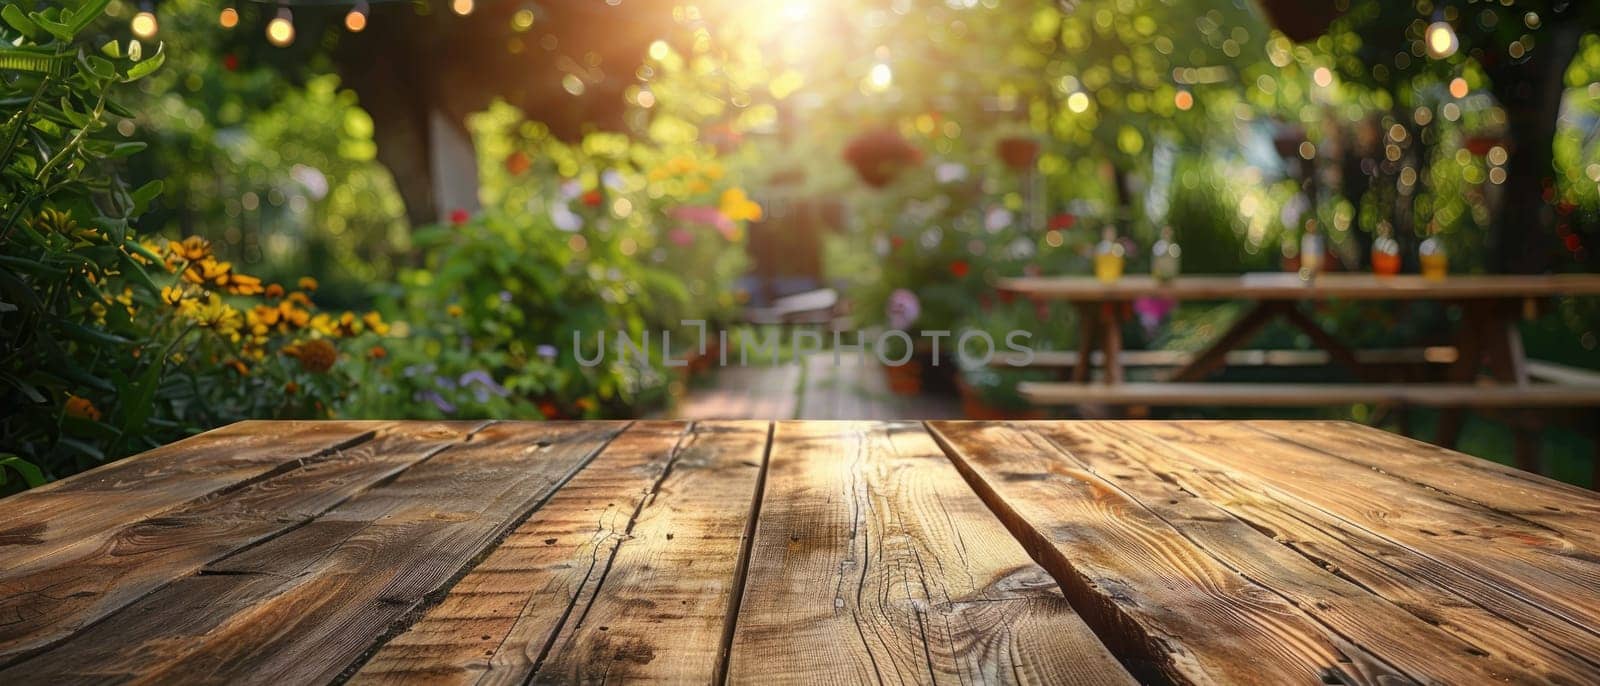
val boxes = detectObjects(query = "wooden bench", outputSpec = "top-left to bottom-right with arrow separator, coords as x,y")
994,346 -> 1458,374
1018,380 -> 1600,408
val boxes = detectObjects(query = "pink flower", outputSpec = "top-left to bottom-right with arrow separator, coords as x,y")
887,289 -> 920,330
1133,296 -> 1176,335
672,205 -> 737,240
668,228 -> 695,247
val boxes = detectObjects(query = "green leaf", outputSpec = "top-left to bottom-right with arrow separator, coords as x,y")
63,0 -> 112,38
1,5 -> 39,38
59,320 -> 131,346
118,249 -> 159,293
116,358 -> 164,443
100,40 -> 122,59
0,455 -> 47,489
130,179 -> 162,213
123,44 -> 163,82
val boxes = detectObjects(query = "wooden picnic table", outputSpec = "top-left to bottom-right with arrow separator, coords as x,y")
999,273 -> 1600,451
3,419 -> 1599,684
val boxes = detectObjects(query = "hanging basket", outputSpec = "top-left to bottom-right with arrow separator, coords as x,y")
1253,0 -> 1345,42
844,128 -> 924,188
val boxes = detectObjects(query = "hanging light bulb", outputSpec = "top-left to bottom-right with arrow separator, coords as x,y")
130,2 -> 159,39
266,6 -> 295,47
451,0 -> 475,16
218,5 -> 239,29
1425,21 -> 1458,59
345,1 -> 370,32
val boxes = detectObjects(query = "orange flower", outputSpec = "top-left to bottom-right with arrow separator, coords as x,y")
183,258 -> 233,288
64,394 -> 102,421
227,272 -> 264,296
265,283 -> 285,299
173,236 -> 212,262
225,359 -> 249,375
285,338 -> 337,373
298,276 -> 319,292
368,345 -> 388,359
284,381 -> 300,395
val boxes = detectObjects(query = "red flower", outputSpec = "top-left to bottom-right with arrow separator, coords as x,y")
222,53 -> 239,72
1049,213 -> 1076,230
950,260 -> 970,278
581,190 -> 604,207
890,236 -> 905,250
450,209 -> 470,225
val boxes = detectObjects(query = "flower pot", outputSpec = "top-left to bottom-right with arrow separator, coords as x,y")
957,379 -> 1046,420
883,358 -> 923,395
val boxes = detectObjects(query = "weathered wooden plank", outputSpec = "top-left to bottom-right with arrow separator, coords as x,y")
1078,421 -> 1600,681
0,421 -> 383,574
928,420 -> 1408,685
1137,422 -> 1600,638
348,420 -> 689,685
0,421 -> 483,666
1253,420 -> 1600,547
0,422 -> 624,685
1035,421 -> 1569,684
530,420 -> 769,683
728,421 -> 1133,685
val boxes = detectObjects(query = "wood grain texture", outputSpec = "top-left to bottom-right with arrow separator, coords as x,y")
928,420 -> 1406,685
349,420 -> 689,685
1133,422 -> 1600,639
1253,421 -> 1600,548
1073,421 -> 1600,682
728,421 -> 1133,685
0,421 -> 382,574
531,420 -> 769,683
0,422 -> 624,686
0,421 -> 482,665
1036,421 -> 1566,684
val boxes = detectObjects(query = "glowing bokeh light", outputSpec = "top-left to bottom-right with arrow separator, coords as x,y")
1312,67 -> 1332,88
867,62 -> 893,91
1066,92 -> 1090,113
1173,90 -> 1193,111
451,0 -> 475,16
1448,77 -> 1468,98
345,4 -> 369,33
218,7 -> 239,29
131,11 -> 158,39
1425,22 -> 1458,59
267,11 -> 295,47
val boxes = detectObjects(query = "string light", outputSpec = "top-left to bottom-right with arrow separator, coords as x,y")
266,6 -> 295,47
131,2 -> 159,39
451,0 -> 475,16
218,5 -> 238,29
345,1 -> 370,33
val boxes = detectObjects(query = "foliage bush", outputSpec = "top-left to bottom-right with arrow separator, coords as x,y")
0,1 -> 380,491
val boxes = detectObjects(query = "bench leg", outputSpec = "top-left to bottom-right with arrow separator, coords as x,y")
1280,304 -> 1375,382
1169,302 -> 1281,382
1071,303 -> 1099,384
1513,429 -> 1541,474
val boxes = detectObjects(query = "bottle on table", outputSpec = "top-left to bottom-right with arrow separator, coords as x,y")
1371,222 -> 1401,276
1299,219 -> 1324,282
1094,226 -> 1125,283
1151,225 -> 1181,283
1419,224 -> 1448,280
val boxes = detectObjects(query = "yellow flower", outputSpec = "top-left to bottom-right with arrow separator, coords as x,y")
247,305 -> 282,335
185,293 -> 244,338
161,285 -> 189,307
172,236 -> 212,262
183,257 -> 234,289
666,155 -> 696,174
226,272 -> 264,296
719,187 -> 763,222
64,394 -> 102,422
279,302 -> 311,330
265,283 -> 285,299
332,311 -> 360,337
298,276 -> 319,292
703,161 -> 725,181
447,304 -> 464,318
362,311 -> 390,336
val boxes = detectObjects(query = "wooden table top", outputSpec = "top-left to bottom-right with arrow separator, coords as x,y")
999,272 -> 1600,301
3,420 -> 1598,684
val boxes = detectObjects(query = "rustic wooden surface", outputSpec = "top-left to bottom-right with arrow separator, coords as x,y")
3,420 -> 1598,685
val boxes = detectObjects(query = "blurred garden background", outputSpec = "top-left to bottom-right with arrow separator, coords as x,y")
4,0 -> 1600,491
